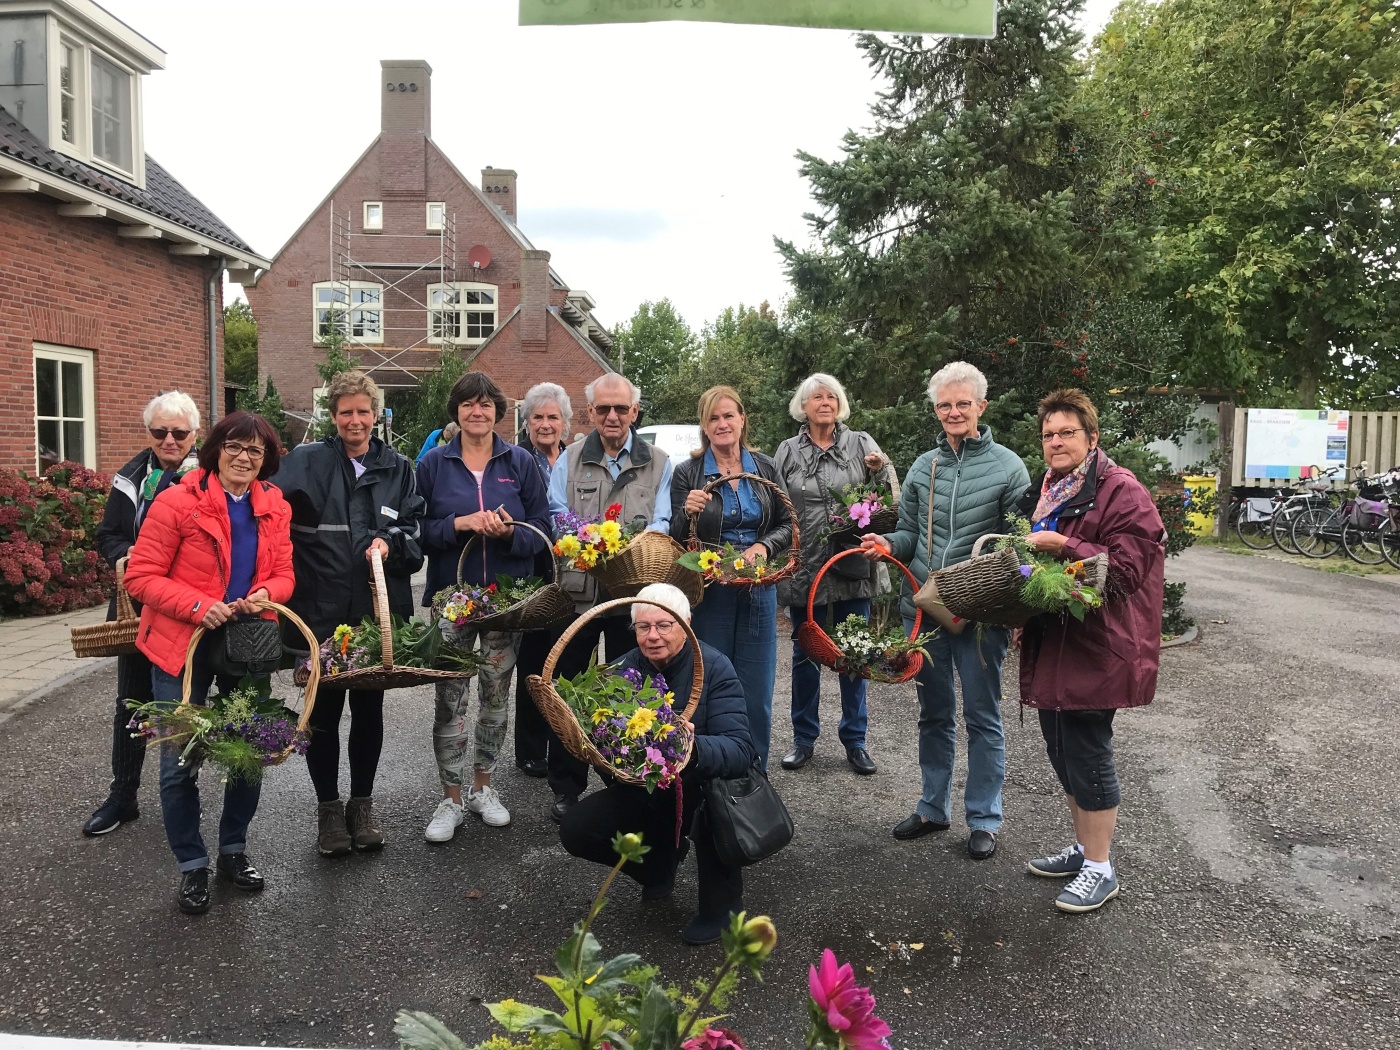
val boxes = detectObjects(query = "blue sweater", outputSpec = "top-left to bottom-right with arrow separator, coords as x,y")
416,433 -> 551,602
224,491 -> 257,601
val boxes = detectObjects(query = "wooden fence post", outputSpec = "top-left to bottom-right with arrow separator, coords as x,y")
1215,400 -> 1235,537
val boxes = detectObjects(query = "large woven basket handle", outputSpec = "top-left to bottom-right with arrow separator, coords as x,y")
806,547 -> 924,641
540,596 -> 705,722
180,599 -> 322,735
971,534 -> 1009,559
114,557 -> 135,620
686,471 -> 801,561
367,546 -> 394,669
457,520 -> 558,586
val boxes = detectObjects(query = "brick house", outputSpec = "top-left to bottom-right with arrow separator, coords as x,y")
243,60 -> 615,441
0,0 -> 269,474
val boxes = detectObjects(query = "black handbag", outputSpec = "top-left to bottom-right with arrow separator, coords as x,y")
207,616 -> 283,677
703,764 -> 795,867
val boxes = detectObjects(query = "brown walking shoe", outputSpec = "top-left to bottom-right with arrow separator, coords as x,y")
345,796 -> 384,852
317,799 -> 352,857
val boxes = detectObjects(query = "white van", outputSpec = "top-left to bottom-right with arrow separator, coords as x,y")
636,424 -> 702,465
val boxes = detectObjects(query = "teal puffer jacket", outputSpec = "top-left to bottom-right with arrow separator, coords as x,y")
883,426 -> 1032,623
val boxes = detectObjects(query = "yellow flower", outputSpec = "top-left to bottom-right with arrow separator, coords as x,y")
697,550 -> 720,570
733,558 -> 746,570
657,723 -> 675,738
754,566 -> 765,578
625,707 -> 657,738
555,535 -> 581,558
332,624 -> 354,643
598,520 -> 622,543
591,707 -> 613,725
663,691 -> 675,703
604,537 -> 623,555
577,547 -> 599,569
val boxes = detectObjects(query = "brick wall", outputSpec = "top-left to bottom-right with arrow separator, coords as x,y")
0,194 -> 222,474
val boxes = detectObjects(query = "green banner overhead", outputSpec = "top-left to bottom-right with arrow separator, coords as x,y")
520,0 -> 998,37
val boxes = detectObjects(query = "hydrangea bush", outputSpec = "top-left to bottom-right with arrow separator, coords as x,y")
0,463 -> 112,615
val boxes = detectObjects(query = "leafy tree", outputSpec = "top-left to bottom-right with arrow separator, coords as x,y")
1086,0 -> 1400,407
223,300 -> 258,389
236,377 -> 289,447
386,347 -> 469,458
611,300 -> 698,416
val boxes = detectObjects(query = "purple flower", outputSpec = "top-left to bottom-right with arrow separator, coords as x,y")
652,673 -> 668,695
1018,564 -> 1034,578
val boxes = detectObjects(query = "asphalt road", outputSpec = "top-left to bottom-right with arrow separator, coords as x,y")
1,546 -> 1397,1049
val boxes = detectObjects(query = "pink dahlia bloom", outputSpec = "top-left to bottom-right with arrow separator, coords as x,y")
681,1028 -> 747,1050
808,949 -> 893,1050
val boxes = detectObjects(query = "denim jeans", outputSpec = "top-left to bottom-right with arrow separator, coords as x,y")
693,583 -> 777,770
151,641 -> 266,873
906,618 -> 1009,832
789,599 -> 870,751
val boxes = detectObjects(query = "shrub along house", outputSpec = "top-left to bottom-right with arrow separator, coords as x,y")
243,60 -> 615,440
0,0 -> 269,475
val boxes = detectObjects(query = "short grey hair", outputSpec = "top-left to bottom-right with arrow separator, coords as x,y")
143,390 -> 200,431
521,382 -> 573,440
585,373 -> 641,407
788,373 -> 851,423
927,361 -> 988,404
630,583 -> 692,623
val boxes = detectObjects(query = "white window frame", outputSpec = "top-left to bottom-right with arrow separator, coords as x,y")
363,202 -> 383,231
427,282 -> 498,347
33,343 -> 97,471
312,281 -> 384,344
426,202 -> 445,231
46,23 -> 143,185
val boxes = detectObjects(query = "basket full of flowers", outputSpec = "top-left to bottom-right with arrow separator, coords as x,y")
526,596 -> 701,788
825,482 -> 899,541
679,471 -> 800,588
556,504 -> 704,606
447,520 -> 574,632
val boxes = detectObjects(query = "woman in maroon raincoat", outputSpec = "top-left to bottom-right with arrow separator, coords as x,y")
1014,388 -> 1165,915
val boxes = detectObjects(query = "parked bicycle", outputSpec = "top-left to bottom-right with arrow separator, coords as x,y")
1291,466 -> 1396,564
1233,465 -> 1344,553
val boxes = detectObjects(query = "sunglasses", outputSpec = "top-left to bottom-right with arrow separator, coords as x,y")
149,427 -> 192,442
593,404 -> 632,418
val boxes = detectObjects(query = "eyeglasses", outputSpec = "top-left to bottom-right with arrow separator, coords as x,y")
593,404 -> 632,418
222,441 -> 267,461
633,620 -> 678,637
934,400 -> 977,416
149,427 -> 192,442
1041,428 -> 1087,444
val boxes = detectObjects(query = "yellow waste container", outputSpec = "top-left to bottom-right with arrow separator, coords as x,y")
1183,475 -> 1217,536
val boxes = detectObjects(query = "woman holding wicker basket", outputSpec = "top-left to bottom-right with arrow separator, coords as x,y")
669,386 -> 792,770
417,371 -> 551,842
774,373 -> 892,776
123,411 -> 295,916
1013,389 -> 1165,914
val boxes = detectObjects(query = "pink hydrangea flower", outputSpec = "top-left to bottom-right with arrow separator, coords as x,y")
808,949 -> 892,1050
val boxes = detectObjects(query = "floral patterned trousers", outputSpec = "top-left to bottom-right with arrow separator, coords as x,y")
433,624 -> 520,787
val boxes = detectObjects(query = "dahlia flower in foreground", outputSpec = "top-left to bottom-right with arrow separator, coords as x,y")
807,948 -> 892,1049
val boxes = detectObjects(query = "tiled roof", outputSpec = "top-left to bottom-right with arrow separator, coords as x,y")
0,103 -> 259,257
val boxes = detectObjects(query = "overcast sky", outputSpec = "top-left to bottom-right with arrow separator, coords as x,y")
113,0 -> 1119,331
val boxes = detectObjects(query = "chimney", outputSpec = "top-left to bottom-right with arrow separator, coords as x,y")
379,60 -> 430,197
520,249 -> 550,347
482,167 -> 518,223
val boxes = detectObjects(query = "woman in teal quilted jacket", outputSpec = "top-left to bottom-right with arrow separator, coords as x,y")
862,362 -> 1030,861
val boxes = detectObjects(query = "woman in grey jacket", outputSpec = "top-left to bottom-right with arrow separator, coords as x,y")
774,373 -> 890,776
862,361 -> 1030,861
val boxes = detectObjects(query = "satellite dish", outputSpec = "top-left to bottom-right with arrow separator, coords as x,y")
466,244 -> 492,271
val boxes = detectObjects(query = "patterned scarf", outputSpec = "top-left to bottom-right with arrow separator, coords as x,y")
1033,449 -> 1096,525
140,450 -> 199,504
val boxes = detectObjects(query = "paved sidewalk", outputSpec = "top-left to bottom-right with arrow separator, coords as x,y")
0,602 -> 111,716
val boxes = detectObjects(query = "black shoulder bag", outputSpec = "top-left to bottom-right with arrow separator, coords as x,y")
704,764 -> 795,867
208,616 -> 283,678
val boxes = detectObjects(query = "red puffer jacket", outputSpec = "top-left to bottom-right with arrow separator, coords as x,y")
124,469 -> 296,677
1016,452 -> 1166,711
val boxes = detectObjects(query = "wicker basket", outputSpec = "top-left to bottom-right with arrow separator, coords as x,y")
179,599 -> 320,766
297,548 -> 480,690
526,596 -> 704,785
931,535 -> 1109,627
685,471 -> 801,588
453,520 -> 575,633
589,528 -> 705,607
796,548 -> 926,684
828,504 -> 900,541
70,557 -> 141,658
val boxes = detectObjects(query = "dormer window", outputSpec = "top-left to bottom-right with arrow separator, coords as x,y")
58,44 -> 79,145
91,54 -> 132,171
49,34 -> 141,183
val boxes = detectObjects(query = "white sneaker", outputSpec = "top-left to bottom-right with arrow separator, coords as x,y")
424,798 -> 464,843
466,785 -> 511,828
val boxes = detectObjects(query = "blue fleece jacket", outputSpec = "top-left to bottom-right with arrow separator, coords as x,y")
416,433 -> 551,602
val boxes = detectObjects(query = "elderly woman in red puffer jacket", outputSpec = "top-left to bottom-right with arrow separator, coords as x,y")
1013,388 -> 1165,917
124,411 -> 295,918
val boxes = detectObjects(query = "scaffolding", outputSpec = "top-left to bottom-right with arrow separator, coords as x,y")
320,200 -> 465,386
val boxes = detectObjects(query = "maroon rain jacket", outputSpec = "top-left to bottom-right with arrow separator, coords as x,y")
1015,451 -> 1166,711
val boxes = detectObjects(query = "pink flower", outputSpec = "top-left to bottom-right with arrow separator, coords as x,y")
849,501 -> 873,529
808,949 -> 892,1050
645,746 -> 664,765
681,1029 -> 746,1050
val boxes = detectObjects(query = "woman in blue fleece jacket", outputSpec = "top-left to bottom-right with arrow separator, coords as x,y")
416,372 -> 550,843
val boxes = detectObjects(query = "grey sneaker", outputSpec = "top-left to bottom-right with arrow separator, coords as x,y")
316,800 -> 352,857
1027,844 -> 1085,878
345,796 -> 384,852
1055,868 -> 1120,913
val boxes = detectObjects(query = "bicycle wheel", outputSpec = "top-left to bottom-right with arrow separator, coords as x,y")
1342,522 -> 1386,565
1272,502 -> 1305,554
1292,507 -> 1342,558
1381,519 -> 1400,570
1236,507 -> 1275,550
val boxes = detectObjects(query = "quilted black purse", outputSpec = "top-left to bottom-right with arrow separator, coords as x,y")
703,764 -> 795,868
208,616 -> 283,678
